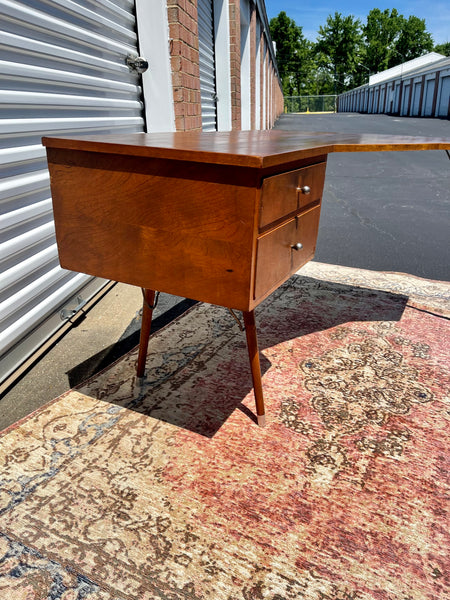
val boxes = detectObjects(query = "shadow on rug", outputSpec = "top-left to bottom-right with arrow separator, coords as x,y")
0,263 -> 448,599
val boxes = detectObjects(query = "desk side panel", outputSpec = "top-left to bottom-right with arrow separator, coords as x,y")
46,149 -> 258,310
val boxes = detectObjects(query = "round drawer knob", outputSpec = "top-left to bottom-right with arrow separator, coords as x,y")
292,242 -> 303,251
297,185 -> 311,195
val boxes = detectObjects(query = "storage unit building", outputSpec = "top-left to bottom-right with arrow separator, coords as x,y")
338,53 -> 450,119
0,0 -> 283,389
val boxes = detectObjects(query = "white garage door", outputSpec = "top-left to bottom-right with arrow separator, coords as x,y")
0,0 -> 146,386
198,0 -> 217,131
436,74 -> 450,117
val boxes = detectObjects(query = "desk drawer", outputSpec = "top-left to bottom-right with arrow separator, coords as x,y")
254,206 -> 320,299
259,162 -> 326,230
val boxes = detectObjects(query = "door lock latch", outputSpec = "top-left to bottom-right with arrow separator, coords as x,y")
126,54 -> 149,74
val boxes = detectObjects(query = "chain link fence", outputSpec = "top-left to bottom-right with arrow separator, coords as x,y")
284,95 -> 337,113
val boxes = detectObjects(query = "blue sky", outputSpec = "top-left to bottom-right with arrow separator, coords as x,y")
264,0 -> 450,45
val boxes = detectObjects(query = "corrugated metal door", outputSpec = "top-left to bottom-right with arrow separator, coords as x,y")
411,81 -> 421,115
423,79 -> 435,116
368,88 -> 374,112
401,83 -> 410,115
373,88 -> 379,113
393,83 -> 400,113
385,87 -> 392,113
0,0 -> 146,385
436,75 -> 450,117
379,86 -> 385,113
198,0 -> 217,131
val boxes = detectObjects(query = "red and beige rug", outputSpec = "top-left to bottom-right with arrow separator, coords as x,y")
0,263 -> 449,599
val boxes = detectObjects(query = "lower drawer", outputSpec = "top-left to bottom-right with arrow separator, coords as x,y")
254,206 -> 321,300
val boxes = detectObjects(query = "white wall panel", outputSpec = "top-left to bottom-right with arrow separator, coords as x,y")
240,0 -> 251,130
213,0 -> 231,131
254,17 -> 261,130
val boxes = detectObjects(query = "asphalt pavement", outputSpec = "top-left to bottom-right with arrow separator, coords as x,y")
275,113 -> 450,281
1,113 -> 449,429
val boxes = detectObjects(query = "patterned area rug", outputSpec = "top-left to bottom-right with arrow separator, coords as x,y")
1,263 -> 449,599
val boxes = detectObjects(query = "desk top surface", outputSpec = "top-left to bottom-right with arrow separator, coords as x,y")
42,130 -> 450,169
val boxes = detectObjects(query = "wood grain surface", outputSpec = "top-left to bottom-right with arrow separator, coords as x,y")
43,130 -> 450,169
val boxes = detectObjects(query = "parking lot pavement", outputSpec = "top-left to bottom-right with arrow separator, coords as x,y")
274,113 -> 450,281
1,113 -> 449,429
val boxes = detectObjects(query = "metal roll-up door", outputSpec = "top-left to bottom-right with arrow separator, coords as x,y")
436,75 -> 450,117
198,0 -> 217,131
373,88 -> 379,113
411,81 -> 421,115
423,79 -> 435,116
379,87 -> 385,113
401,84 -> 410,115
393,83 -> 401,113
0,0 -> 146,386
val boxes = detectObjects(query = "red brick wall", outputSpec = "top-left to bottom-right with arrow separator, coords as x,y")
261,50 -> 284,129
167,0 -> 202,131
166,0 -> 283,132
273,67 -> 284,122
228,0 -> 241,130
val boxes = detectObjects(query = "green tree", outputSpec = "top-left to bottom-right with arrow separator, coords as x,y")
303,55 -> 336,95
390,15 -> 433,65
269,8 -> 436,102
363,8 -> 403,74
434,42 -> 450,57
269,11 -> 311,96
316,12 -> 363,94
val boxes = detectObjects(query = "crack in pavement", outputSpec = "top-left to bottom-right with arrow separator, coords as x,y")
325,186 -> 398,242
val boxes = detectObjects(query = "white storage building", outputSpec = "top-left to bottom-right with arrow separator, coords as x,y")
0,0 -> 283,389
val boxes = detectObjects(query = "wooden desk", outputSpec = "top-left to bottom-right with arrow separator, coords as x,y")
42,131 -> 450,426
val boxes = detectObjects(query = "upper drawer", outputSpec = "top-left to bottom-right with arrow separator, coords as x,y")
259,162 -> 326,230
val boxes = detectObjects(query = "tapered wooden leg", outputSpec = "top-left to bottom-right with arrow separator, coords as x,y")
243,310 -> 266,426
136,289 -> 156,378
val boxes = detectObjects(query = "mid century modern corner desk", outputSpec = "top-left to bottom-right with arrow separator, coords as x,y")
42,131 -> 450,426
